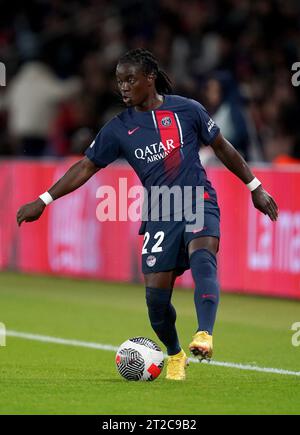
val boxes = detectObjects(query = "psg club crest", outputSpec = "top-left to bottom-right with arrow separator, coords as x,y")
146,255 -> 156,267
161,116 -> 172,127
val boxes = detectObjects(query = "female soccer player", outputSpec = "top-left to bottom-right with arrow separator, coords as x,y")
17,49 -> 278,380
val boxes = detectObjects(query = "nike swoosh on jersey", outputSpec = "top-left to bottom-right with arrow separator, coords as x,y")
192,226 -> 207,234
128,127 -> 140,135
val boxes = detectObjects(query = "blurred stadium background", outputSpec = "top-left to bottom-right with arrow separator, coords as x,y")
0,0 -> 300,415
1,0 -> 300,162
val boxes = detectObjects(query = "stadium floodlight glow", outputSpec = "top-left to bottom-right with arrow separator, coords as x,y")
0,62 -> 6,87
0,322 -> 6,346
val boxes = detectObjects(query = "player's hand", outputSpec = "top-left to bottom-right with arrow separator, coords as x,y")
16,199 -> 46,226
251,186 -> 278,222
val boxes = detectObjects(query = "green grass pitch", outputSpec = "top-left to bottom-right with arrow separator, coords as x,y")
0,271 -> 299,415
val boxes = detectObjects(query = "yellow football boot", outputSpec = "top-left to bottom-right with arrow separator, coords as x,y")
166,349 -> 188,380
189,331 -> 213,361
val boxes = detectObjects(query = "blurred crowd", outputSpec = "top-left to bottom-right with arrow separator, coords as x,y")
0,0 -> 300,163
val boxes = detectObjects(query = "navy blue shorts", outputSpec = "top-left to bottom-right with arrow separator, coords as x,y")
140,205 -> 220,275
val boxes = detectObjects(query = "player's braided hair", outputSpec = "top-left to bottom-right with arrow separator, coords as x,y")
118,48 -> 173,94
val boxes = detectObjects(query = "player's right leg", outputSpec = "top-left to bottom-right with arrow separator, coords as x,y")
144,271 -> 188,381
141,220 -> 189,380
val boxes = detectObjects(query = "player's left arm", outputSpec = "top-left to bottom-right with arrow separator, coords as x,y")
210,132 -> 279,221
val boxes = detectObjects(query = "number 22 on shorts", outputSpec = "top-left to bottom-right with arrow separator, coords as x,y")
142,231 -> 165,254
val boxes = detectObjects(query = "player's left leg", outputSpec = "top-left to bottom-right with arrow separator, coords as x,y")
188,236 -> 220,360
144,271 -> 188,380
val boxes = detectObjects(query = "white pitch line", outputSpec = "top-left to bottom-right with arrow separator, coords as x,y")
6,330 -> 118,352
6,330 -> 300,378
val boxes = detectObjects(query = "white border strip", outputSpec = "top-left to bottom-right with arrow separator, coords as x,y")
174,113 -> 183,145
6,330 -> 300,378
151,111 -> 158,133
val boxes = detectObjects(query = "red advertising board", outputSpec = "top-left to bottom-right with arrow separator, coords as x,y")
0,159 -> 299,298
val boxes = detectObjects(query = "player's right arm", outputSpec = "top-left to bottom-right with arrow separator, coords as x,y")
16,157 -> 99,226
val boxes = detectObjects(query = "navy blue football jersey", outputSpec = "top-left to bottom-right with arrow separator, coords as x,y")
85,94 -> 220,217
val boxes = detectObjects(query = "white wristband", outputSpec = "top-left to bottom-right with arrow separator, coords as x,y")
39,192 -> 54,205
246,177 -> 261,192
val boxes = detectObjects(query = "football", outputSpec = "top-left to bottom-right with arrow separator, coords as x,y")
115,337 -> 164,381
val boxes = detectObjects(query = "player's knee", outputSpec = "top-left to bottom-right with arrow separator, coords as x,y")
145,287 -> 171,307
144,272 -> 175,289
190,248 -> 217,278
188,237 -> 219,257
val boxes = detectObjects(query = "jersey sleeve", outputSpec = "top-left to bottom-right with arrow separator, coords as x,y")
190,99 -> 220,146
85,120 -> 122,168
